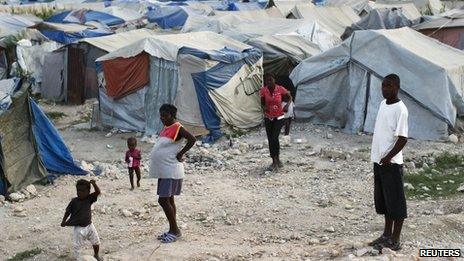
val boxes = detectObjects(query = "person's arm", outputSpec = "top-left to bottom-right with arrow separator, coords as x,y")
61,204 -> 71,227
380,137 -> 407,165
282,93 -> 292,112
125,151 -> 130,163
90,180 -> 100,197
176,127 -> 196,162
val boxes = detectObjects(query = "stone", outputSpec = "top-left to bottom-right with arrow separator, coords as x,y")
344,204 -> 353,210
457,184 -> 464,192
0,195 -> 4,203
9,192 -> 24,202
308,238 -> 320,245
195,141 -> 203,146
405,162 -> 416,170
81,161 -> 92,172
13,206 -> 25,213
404,183 -> 415,190
449,134 -> 459,144
326,133 -> 333,139
355,247 -> 370,257
13,212 -> 27,217
121,209 -> 132,217
79,255 -> 98,261
25,185 -> 37,196
422,163 -> 429,169
382,248 -> 396,256
325,226 -> 335,233
320,148 -> 347,160
203,143 -> 211,149
421,186 -> 430,192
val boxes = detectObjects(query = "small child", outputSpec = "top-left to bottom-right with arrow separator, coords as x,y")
61,179 -> 101,261
149,104 -> 196,243
125,137 -> 142,190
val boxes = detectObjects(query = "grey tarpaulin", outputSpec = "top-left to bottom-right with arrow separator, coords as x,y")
246,35 -> 321,75
41,51 -> 65,101
290,28 -> 464,141
342,8 -> 420,39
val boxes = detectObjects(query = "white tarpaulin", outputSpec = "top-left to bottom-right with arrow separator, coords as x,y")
290,27 -> 464,140
376,0 -> 442,15
290,5 -> 361,37
367,2 -> 422,21
0,13 -> 41,39
324,0 -> 370,15
80,29 -> 157,52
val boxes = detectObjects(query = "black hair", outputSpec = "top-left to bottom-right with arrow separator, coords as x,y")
264,73 -> 275,80
76,179 -> 90,190
159,104 -> 177,118
127,137 -> 137,147
384,74 -> 400,89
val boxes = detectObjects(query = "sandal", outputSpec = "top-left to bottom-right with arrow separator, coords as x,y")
157,232 -> 169,240
161,233 -> 178,243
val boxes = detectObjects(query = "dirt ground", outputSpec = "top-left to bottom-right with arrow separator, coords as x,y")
0,103 -> 463,260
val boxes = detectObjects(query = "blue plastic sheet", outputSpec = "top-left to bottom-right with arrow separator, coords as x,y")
228,2 -> 263,11
40,29 -> 113,44
30,99 -> 86,175
47,10 -> 125,26
183,47 -> 262,142
147,5 -> 188,29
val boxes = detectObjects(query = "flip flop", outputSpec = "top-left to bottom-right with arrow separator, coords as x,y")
161,233 -> 178,243
157,232 -> 169,240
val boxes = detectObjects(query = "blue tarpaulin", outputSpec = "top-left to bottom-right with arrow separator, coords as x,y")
40,29 -> 113,44
228,2 -> 264,11
147,5 -> 188,29
182,47 -> 262,142
30,99 -> 86,175
46,10 -> 125,26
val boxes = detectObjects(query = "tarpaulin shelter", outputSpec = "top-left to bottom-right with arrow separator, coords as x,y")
0,13 -> 42,39
290,28 -> 464,141
414,11 -> 464,50
367,2 -> 422,21
376,0 -> 442,15
342,8 -> 420,40
324,0 -> 370,15
228,2 -> 265,11
41,29 -> 156,104
289,5 -> 361,38
182,13 -> 338,50
46,9 -> 125,27
38,22 -> 114,44
147,3 -> 214,30
270,0 -> 313,17
96,32 -> 263,141
0,78 -> 85,195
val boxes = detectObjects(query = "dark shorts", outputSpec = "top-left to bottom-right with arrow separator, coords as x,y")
157,178 -> 182,198
374,163 -> 407,220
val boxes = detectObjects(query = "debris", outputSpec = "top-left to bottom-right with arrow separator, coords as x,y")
308,238 -> 320,245
404,183 -> 415,190
457,184 -> 464,192
13,206 -> 25,213
326,133 -> 333,139
448,134 -> 459,144
0,195 -> 4,203
9,192 -> 24,202
121,209 -> 132,217
405,162 -> 415,170
355,247 -> 369,257
325,226 -> 335,233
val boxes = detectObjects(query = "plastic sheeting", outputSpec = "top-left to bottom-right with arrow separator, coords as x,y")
41,51 -> 65,101
80,29 -> 156,53
342,8 -> 418,40
246,34 -> 321,75
147,5 -> 189,29
290,28 -> 464,140
46,9 -> 125,26
367,2 -> 422,21
324,0 -> 370,15
30,99 -> 86,175
0,13 -> 41,38
0,78 -> 20,111
40,28 -> 113,44
228,2 -> 264,11
102,52 -> 150,99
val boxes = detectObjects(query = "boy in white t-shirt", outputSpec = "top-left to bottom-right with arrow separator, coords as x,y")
369,74 -> 408,251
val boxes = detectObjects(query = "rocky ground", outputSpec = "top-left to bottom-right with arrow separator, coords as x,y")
0,102 -> 463,261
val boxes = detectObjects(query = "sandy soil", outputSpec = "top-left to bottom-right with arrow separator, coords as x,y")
0,103 -> 463,261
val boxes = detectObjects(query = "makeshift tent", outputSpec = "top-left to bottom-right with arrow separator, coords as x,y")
342,8 -> 419,40
182,13 -> 339,51
39,22 -> 114,44
0,13 -> 42,39
101,6 -> 144,21
228,2 -> 264,11
46,9 -> 125,26
414,12 -> 464,50
289,5 -> 361,38
213,7 -> 284,18
270,0 -> 314,17
147,3 -> 214,30
376,0 -> 442,15
290,28 -> 464,141
367,2 -> 422,21
0,78 -> 85,195
324,0 -> 370,15
41,29 -> 156,104
96,32 -> 264,141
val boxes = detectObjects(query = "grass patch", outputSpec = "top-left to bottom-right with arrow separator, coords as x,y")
46,111 -> 67,120
404,153 -> 464,199
8,248 -> 42,261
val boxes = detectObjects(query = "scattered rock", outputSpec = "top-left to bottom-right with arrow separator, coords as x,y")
422,163 -> 429,169
324,226 -> 335,233
79,255 -> 98,261
421,186 -> 430,192
404,183 -> 415,190
203,143 -> 211,149
308,238 -> 320,245
405,162 -> 416,170
9,192 -> 24,202
121,209 -> 132,217
344,204 -> 353,210
13,206 -> 25,213
355,247 -> 370,257
326,133 -> 333,139
13,212 -> 27,217
0,195 -> 5,203
449,134 -> 459,144
320,148 -> 347,160
25,185 -> 37,196
457,184 -> 464,193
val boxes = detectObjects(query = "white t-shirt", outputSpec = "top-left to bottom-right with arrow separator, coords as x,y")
371,100 -> 408,164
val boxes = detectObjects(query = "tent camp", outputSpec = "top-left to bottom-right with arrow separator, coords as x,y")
376,0 -> 442,15
38,21 -> 114,44
41,29 -> 156,104
270,0 -> 313,17
290,28 -> 464,141
414,12 -> 464,50
367,2 -> 422,21
0,78 -> 85,196
182,13 -> 339,51
146,3 -> 214,30
324,0 -> 370,15
289,5 -> 361,38
341,8 -> 419,40
96,32 -> 263,141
